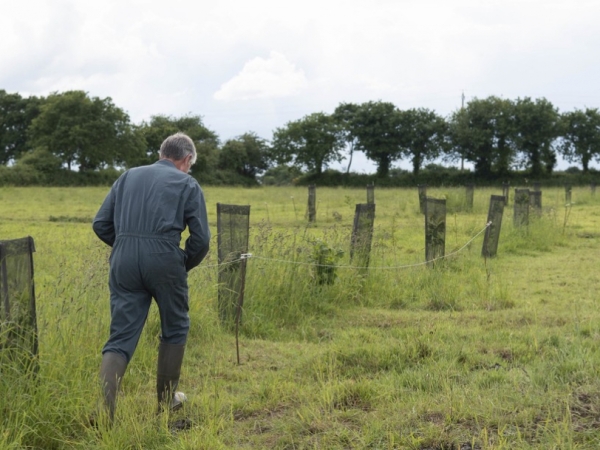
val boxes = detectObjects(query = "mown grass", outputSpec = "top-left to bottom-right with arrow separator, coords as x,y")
1,185 -> 600,449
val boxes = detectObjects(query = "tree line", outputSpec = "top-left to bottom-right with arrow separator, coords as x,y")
1,89 -> 599,186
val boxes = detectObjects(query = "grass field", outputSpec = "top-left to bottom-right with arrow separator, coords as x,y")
1,185 -> 600,449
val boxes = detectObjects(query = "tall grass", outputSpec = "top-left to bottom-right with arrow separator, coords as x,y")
1,185 -> 600,448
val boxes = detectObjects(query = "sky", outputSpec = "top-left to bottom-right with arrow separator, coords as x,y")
2,0 -> 599,172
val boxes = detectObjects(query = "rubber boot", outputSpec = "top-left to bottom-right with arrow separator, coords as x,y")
99,352 -> 128,424
156,342 -> 186,413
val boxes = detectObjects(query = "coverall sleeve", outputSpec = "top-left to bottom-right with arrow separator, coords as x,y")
93,185 -> 117,247
183,183 -> 211,272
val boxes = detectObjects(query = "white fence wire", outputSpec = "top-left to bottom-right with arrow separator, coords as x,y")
201,222 -> 491,271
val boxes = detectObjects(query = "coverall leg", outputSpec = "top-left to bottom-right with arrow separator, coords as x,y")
102,238 -> 190,362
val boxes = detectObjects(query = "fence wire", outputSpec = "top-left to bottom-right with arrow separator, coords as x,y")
197,222 -> 491,272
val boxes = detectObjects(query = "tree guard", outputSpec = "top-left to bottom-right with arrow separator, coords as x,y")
424,198 -> 446,266
502,182 -> 510,205
482,196 -> 505,258
565,185 -> 572,204
307,185 -> 316,222
529,190 -> 542,216
465,184 -> 474,211
513,189 -> 530,227
366,183 -> 375,205
0,236 -> 38,372
350,203 -> 375,270
217,204 -> 250,329
417,184 -> 427,214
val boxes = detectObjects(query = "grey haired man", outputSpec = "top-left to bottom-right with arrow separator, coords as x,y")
93,132 -> 211,422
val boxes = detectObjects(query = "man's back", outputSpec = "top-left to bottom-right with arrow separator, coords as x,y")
93,159 -> 210,271
110,160 -> 197,239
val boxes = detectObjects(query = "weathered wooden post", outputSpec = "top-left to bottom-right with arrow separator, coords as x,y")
366,183 -> 375,205
425,198 -> 446,266
417,184 -> 427,214
565,185 -> 572,204
529,190 -> 542,216
217,204 -> 250,330
482,196 -> 505,258
502,182 -> 510,206
351,203 -> 376,272
0,236 -> 38,373
513,189 -> 530,227
465,184 -> 474,211
533,182 -> 541,192
307,184 -> 316,222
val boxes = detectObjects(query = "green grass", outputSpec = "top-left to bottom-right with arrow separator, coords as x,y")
1,185 -> 600,448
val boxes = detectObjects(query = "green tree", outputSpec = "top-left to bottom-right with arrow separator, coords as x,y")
559,108 -> 600,173
448,97 -> 516,177
513,97 -> 561,176
28,91 -> 144,171
137,114 -> 219,167
218,132 -> 270,179
398,108 -> 447,175
333,102 -> 361,173
0,90 -> 44,164
115,125 -> 147,169
271,112 -> 344,175
348,101 -> 402,177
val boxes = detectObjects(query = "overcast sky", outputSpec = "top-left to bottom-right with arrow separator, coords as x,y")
2,0 -> 599,172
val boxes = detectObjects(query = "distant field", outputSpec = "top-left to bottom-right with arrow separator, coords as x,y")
2,185 -> 600,449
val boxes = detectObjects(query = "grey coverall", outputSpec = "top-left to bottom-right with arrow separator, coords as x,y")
93,159 -> 210,363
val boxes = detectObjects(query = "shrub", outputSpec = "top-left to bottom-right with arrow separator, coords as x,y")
260,165 -> 304,186
310,239 -> 344,285
17,148 -> 62,176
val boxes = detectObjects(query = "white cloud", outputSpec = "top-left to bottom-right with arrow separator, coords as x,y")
213,52 -> 308,101
2,0 -> 600,170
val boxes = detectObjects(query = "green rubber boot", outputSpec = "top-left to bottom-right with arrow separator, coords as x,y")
99,352 -> 128,424
156,342 -> 186,413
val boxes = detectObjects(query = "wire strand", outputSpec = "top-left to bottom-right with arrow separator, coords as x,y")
196,222 -> 491,271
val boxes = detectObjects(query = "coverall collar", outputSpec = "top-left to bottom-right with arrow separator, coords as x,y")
156,159 -> 177,168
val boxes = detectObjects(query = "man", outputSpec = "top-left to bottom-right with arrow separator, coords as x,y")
93,132 -> 210,423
